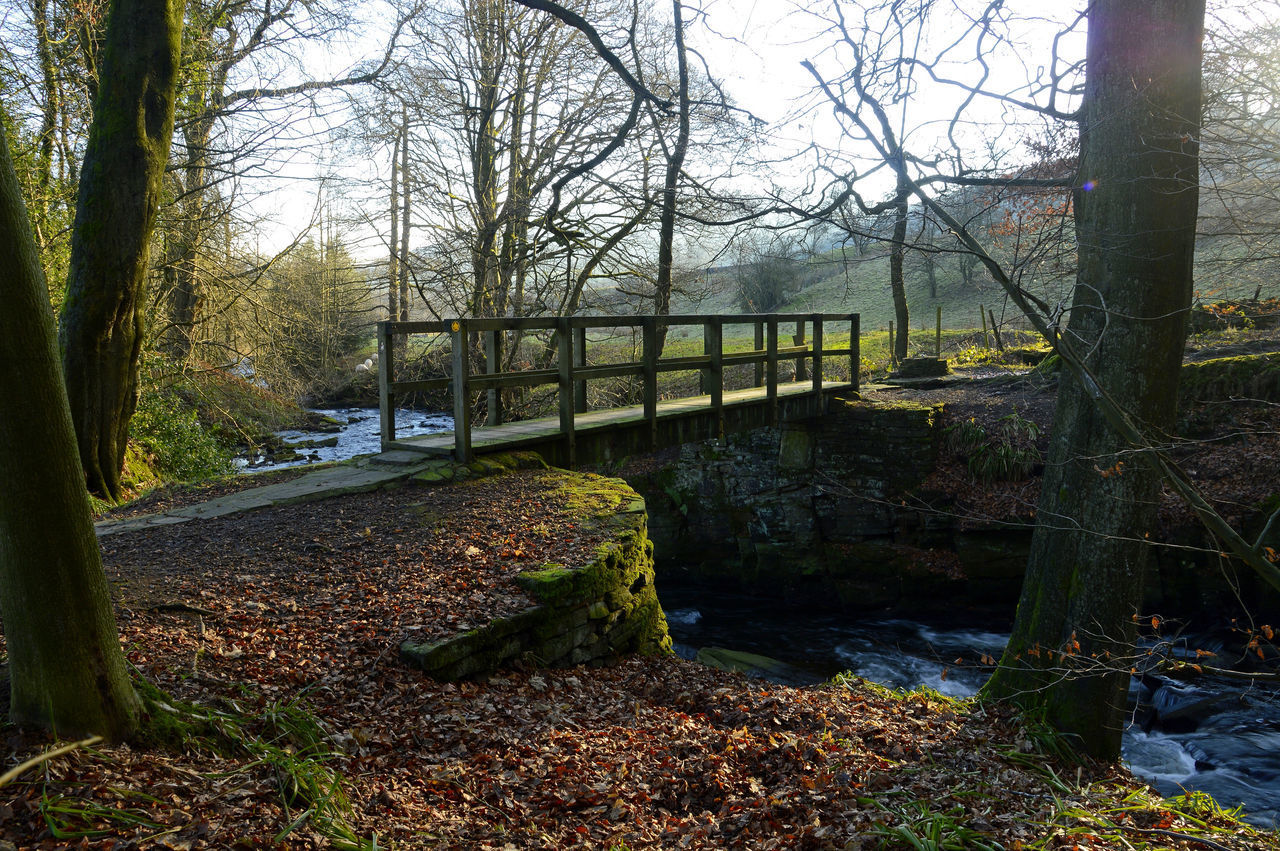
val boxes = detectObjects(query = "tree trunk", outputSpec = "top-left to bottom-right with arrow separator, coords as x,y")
398,106 -> 411,322
389,127 -> 400,322
889,173 -> 909,363
32,0 -> 57,194
983,0 -> 1204,760
653,0 -> 690,357
58,0 -> 185,502
164,164 -> 207,361
0,119 -> 141,740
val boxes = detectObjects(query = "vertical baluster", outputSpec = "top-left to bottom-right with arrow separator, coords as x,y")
754,319 -> 765,387
484,327 -> 502,427
850,313 -> 861,395
574,324 -> 587,414
557,317 -> 576,466
452,319 -> 472,462
378,320 -> 395,446
766,314 -> 779,426
642,317 -> 658,448
794,319 -> 807,382
709,317 -> 723,440
812,314 -> 824,402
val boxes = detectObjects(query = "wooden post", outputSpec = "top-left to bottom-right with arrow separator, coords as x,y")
642,316 -> 658,448
709,317 -> 724,439
936,304 -> 942,359
753,319 -> 765,387
766,314 -> 779,426
811,314 -> 823,401
573,325 -> 587,414
988,308 -> 1005,352
557,317 -> 576,466
850,313 -> 861,394
377,320 -> 395,446
980,304 -> 990,349
794,319 -> 807,382
700,320 -> 713,396
484,328 -> 502,426
888,321 -> 896,368
451,319 -> 472,462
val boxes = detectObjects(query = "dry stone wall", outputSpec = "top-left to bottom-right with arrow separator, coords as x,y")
632,396 -> 1030,615
400,469 -> 671,680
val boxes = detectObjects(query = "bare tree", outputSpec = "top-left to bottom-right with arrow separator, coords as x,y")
795,0 -> 1280,758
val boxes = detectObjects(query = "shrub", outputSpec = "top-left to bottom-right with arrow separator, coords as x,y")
130,390 -> 234,482
945,411 -> 1042,484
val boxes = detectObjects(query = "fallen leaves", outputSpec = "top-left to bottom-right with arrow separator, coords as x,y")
2,469 -> 1276,848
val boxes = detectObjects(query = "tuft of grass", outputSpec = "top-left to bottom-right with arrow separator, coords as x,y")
87,680 -> 381,849
944,411 -> 1042,484
870,801 -> 1003,850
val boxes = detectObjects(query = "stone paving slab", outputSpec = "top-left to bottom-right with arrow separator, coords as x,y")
94,455 -> 435,537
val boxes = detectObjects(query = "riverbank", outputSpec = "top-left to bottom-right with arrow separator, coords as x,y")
4,464 -> 1276,848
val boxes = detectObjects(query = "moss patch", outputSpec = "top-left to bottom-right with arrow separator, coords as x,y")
1181,352 -> 1280,404
409,451 -> 548,488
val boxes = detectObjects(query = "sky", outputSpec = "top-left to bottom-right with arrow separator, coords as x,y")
245,0 -> 1094,257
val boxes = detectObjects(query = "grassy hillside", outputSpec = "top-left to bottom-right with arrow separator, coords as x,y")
672,238 -> 1276,360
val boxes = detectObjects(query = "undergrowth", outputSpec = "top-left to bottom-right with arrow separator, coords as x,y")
944,410 -> 1043,484
36,679 -> 377,849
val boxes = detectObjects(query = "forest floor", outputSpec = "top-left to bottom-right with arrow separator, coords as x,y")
3,340 -> 1280,849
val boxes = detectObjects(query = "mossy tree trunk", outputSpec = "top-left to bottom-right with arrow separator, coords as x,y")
0,119 -> 141,740
58,0 -> 185,501
983,0 -> 1204,760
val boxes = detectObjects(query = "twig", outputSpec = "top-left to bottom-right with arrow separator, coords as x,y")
0,735 -> 104,789
1159,660 -> 1280,683
1123,826 -> 1235,851
151,602 -> 217,617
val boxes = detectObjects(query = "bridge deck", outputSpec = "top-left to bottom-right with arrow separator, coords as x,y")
385,380 -> 852,462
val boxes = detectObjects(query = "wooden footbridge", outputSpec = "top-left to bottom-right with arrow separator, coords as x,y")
377,313 -> 861,467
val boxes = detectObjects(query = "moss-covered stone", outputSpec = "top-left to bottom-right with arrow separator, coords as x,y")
778,428 -> 814,470
1181,352 -> 1280,404
516,564 -> 575,604
409,451 -> 548,489
400,467 -> 669,680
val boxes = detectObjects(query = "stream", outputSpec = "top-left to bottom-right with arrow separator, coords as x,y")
657,580 -> 1280,829
242,413 -> 1280,828
238,407 -> 453,470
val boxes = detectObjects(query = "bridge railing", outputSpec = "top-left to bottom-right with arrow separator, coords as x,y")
377,312 -> 860,461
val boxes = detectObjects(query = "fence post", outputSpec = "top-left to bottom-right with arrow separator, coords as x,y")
573,325 -> 588,414
811,314 -> 824,404
451,319 -> 472,462
642,316 -> 658,448
850,313 -> 861,394
709,317 -> 724,440
700,319 -> 713,396
557,317 -> 576,466
484,328 -> 503,426
753,319 -> 765,387
766,314 -> 779,426
378,320 -> 395,446
794,319 -> 807,382
936,304 -> 942,358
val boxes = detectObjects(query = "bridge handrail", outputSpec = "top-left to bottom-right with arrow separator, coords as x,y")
377,312 -> 860,462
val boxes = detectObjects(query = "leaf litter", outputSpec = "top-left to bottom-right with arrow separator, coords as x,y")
1,469 -> 1275,849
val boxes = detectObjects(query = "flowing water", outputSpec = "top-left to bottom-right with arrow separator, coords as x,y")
658,580 -> 1280,829
238,412 -> 1280,829
238,407 -> 453,470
